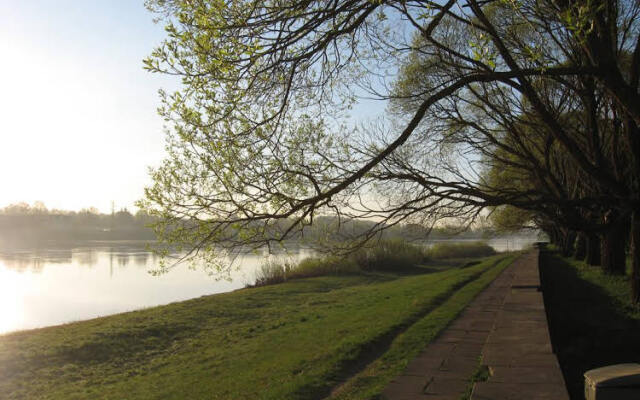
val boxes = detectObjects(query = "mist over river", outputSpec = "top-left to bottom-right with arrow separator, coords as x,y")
0,237 -> 537,334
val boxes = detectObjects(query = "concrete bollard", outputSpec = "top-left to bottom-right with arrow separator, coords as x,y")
584,364 -> 640,400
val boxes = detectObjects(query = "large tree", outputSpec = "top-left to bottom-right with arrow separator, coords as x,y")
141,0 -> 640,299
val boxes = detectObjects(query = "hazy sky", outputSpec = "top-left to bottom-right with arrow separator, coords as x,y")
0,0 -> 178,212
0,1 -> 389,214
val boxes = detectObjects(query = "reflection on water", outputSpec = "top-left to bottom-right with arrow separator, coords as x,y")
0,237 -> 537,335
0,241 -> 291,335
0,244 -> 158,272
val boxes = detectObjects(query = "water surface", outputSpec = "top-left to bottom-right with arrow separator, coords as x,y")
0,237 -> 537,334
0,241 -> 309,335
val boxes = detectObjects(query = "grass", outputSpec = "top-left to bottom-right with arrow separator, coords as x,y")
251,239 -> 498,288
290,256 -> 360,279
252,256 -> 360,287
351,239 -> 427,272
252,257 -> 295,286
460,359 -> 490,400
426,241 -> 496,260
540,250 -> 640,399
329,256 -> 514,400
0,253 -> 517,400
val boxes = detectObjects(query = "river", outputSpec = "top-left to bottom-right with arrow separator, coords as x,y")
0,237 -> 537,334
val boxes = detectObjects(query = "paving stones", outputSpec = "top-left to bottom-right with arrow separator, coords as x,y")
381,251 -> 569,400
381,257 -> 519,400
472,382 -> 568,400
471,251 -> 569,400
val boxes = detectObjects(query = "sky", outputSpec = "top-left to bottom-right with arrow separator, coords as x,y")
0,0 -> 179,213
0,1 -> 390,214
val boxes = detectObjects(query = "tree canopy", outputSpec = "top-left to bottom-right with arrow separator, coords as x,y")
140,0 -> 640,300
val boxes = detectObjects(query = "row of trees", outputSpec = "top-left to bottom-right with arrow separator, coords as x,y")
0,203 -> 157,242
0,202 -> 504,245
140,1 -> 640,301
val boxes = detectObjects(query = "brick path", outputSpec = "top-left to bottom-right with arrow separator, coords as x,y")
381,251 -> 569,400
472,250 -> 568,399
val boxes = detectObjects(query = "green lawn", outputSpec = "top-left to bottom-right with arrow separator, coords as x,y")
0,254 -> 516,400
540,251 -> 640,399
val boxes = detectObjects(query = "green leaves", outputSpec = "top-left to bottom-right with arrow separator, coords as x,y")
140,0 -> 389,266
468,33 -> 497,69
139,0 -> 637,274
559,0 -> 604,40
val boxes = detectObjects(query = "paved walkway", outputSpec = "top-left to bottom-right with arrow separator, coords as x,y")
381,251 -> 569,400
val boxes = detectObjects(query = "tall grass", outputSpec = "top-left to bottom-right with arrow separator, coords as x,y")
251,239 -> 426,287
426,241 -> 496,260
251,256 -> 360,287
253,258 -> 295,286
251,240 -> 497,287
352,238 -> 427,271
289,256 -> 360,279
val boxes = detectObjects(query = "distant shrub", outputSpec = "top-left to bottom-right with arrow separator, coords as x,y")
253,258 -> 295,286
251,240 -> 496,287
288,256 -> 360,279
351,239 -> 427,271
426,241 -> 496,260
251,256 -> 360,287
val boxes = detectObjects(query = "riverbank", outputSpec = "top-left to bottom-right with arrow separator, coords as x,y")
0,254 -> 516,400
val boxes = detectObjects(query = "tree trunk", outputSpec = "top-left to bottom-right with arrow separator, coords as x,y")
586,233 -> 601,266
631,211 -> 640,304
574,232 -> 587,260
562,230 -> 576,257
601,213 -> 630,275
548,227 -> 558,246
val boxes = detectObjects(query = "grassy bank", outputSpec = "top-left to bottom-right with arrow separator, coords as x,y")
540,251 -> 640,399
0,253 -> 516,400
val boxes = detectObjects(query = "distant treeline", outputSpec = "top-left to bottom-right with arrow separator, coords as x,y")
0,202 -> 156,243
0,202 -> 529,246
287,216 -> 498,243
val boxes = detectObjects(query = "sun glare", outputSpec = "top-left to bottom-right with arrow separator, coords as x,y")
0,262 -> 22,334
